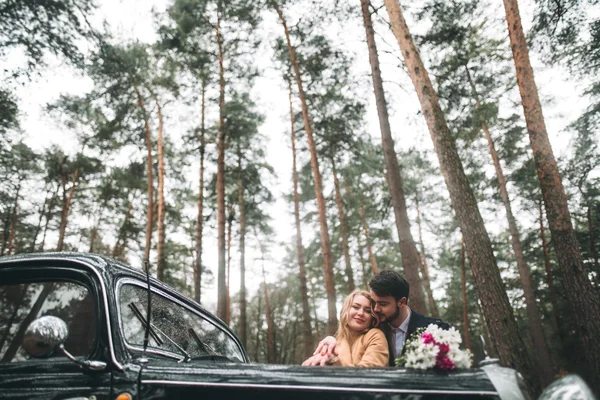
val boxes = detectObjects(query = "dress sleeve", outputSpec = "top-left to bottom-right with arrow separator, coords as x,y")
357,329 -> 389,367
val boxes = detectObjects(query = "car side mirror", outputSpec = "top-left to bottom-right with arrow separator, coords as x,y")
23,315 -> 68,358
23,315 -> 106,371
538,374 -> 596,400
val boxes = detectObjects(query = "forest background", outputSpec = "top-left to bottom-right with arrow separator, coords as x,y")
1,0 -> 599,397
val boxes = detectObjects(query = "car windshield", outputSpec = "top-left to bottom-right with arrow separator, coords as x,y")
118,283 -> 244,363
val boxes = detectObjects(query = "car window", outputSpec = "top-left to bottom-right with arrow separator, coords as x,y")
0,281 -> 96,363
119,283 -> 244,362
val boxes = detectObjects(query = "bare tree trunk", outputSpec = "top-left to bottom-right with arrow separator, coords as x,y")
7,182 -> 20,255
274,2 -> 337,335
503,0 -> 600,390
357,233 -> 369,289
415,194 -> 438,317
261,259 -> 276,363
539,199 -> 561,331
135,86 -> 154,263
465,65 -> 554,385
226,203 -> 234,325
155,95 -> 166,281
113,197 -> 134,258
359,0 -> 426,313
461,238 -> 472,352
195,79 -> 207,303
31,186 -> 50,251
216,17 -> 228,322
238,146 -> 248,348
288,78 -> 314,358
587,202 -> 599,274
40,183 -> 60,252
383,0 -> 539,394
359,194 -> 379,275
331,157 -> 355,293
57,168 -> 79,252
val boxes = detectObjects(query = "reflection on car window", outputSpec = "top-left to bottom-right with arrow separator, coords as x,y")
119,283 -> 244,362
0,282 -> 96,363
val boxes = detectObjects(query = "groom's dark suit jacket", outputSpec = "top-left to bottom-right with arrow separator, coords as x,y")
380,309 -> 450,366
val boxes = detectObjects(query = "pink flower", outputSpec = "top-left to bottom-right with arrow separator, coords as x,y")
422,333 -> 435,344
438,343 -> 450,354
435,355 -> 455,371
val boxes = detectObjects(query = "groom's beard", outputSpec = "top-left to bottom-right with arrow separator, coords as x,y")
381,305 -> 400,323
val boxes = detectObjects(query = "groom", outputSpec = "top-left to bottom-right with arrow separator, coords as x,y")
313,269 -> 449,366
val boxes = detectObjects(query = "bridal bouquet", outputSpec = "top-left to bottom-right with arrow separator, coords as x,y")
395,324 -> 472,371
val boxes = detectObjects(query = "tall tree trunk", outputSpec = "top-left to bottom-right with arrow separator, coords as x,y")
262,259 -> 276,363
40,183 -> 60,252
57,168 -> 79,252
461,238 -> 472,352
216,17 -> 227,322
195,79 -> 207,304
274,2 -> 337,335
587,202 -> 599,274
503,0 -> 600,390
359,195 -> 379,275
238,146 -> 248,348
357,233 -> 369,289
30,186 -> 50,251
383,1 -> 540,395
226,204 -> 234,325
88,226 -> 97,253
539,199 -> 561,332
359,0 -> 426,313
155,95 -> 166,281
331,157 -> 355,293
254,295 -> 262,362
7,182 -> 20,256
465,65 -> 554,385
415,194 -> 438,317
135,86 -> 154,263
113,196 -> 134,258
288,78 -> 314,358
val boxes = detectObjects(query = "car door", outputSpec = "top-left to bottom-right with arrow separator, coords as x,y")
0,265 -> 112,400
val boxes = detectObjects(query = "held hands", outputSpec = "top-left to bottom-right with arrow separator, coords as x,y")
301,336 -> 338,366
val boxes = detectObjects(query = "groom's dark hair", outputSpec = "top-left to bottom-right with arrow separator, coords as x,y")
369,269 -> 410,301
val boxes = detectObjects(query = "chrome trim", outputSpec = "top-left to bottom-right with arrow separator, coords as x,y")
0,255 -> 124,371
141,380 -> 499,396
115,278 -> 245,362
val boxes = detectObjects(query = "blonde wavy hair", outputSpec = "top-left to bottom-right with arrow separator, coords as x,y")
335,289 -> 380,343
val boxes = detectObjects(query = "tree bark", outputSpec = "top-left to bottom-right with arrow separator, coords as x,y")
195,79 -> 206,304
465,65 -> 554,385
226,203 -> 234,325
359,0 -> 426,313
383,0 -> 540,395
238,145 -> 248,348
30,186 -> 50,252
113,197 -> 134,259
288,78 -> 315,359
415,194 -> 438,317
331,157 -> 355,293
539,199 -> 561,331
135,86 -> 154,264
274,2 -> 337,335
216,17 -> 227,322
587,202 -> 599,275
359,195 -> 379,275
357,232 -> 369,289
502,0 -> 600,390
40,184 -> 60,252
262,260 -> 276,363
461,238 -> 472,352
155,95 -> 166,281
57,168 -> 78,252
7,182 -> 20,256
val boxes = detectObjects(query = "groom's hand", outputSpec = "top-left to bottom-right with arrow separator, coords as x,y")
314,336 -> 338,357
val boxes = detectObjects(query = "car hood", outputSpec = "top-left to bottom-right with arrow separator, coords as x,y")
138,360 -> 499,396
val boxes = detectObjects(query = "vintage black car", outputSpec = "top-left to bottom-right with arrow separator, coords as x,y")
0,252 -> 595,400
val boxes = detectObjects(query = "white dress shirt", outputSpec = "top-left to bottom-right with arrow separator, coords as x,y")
389,308 -> 411,358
